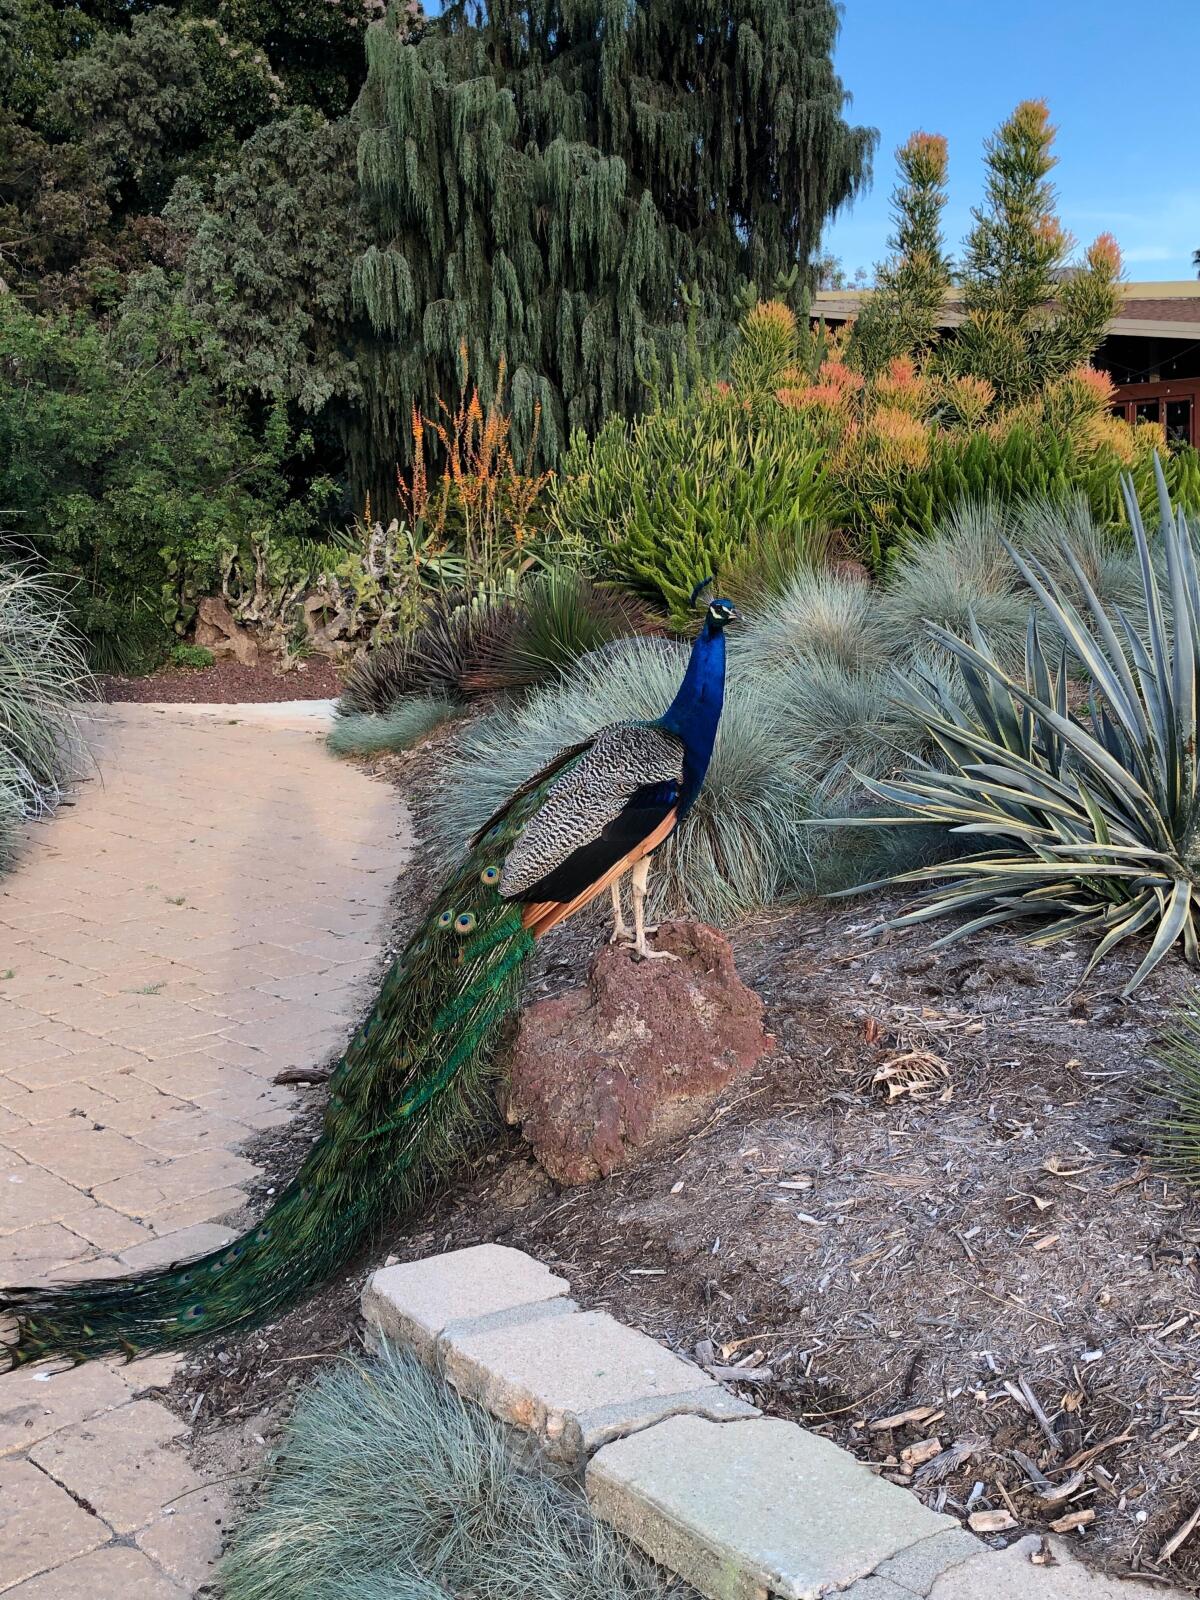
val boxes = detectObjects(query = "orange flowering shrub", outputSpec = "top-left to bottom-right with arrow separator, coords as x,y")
400,345 -> 553,581
873,357 -> 931,416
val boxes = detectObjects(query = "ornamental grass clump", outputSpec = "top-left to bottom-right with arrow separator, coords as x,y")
0,564 -> 91,845
219,1344 -> 680,1600
848,461 -> 1200,994
333,569 -> 655,758
1153,993 -> 1200,1188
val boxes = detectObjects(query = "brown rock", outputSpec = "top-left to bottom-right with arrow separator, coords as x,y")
194,595 -> 259,668
501,921 -> 771,1185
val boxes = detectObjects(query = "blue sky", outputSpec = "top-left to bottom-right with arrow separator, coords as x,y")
822,0 -> 1200,283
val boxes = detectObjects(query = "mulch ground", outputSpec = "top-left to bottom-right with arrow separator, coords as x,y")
98,656 -> 342,704
174,720 -> 1200,1591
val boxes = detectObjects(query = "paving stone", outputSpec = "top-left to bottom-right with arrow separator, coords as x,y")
362,1244 -> 572,1361
873,1527 -> 985,1595
28,1397 -> 202,1534
443,1306 -> 756,1465
0,1458 -> 109,1588
3,1543 -> 187,1598
61,1203 -> 155,1253
841,1581 -> 919,1600
927,1534 -> 1172,1598
142,1185 -> 250,1235
135,1483 -> 232,1589
0,1221 -> 90,1275
118,1221 -> 236,1271
0,1165 -> 89,1232
92,1147 -> 259,1218
0,1359 -> 133,1456
6,1121 -> 153,1187
586,1415 -> 956,1600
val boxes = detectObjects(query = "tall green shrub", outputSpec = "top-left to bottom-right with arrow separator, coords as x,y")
850,132 -> 952,376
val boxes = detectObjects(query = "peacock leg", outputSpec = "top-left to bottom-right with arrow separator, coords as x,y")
631,857 -> 677,961
609,877 -> 634,944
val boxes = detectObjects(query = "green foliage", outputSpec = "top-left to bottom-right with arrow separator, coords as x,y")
327,696 -> 459,757
169,643 -> 214,669
939,102 -> 1122,402
855,409 -> 1193,569
352,0 -> 875,495
165,110 -> 368,418
0,296 -> 317,670
849,463 -> 1200,994
849,101 -> 1122,405
219,1343 -> 680,1600
877,500 -> 1035,672
49,10 -> 285,214
337,596 -> 514,714
0,565 -> 92,853
550,389 -> 832,627
850,132 -> 952,376
742,568 -> 891,673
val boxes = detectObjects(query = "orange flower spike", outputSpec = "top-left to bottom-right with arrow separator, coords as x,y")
1071,364 -> 1116,406
1087,232 -> 1122,277
818,359 -> 863,392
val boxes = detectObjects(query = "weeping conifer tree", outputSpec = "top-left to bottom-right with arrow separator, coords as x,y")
351,0 -> 875,502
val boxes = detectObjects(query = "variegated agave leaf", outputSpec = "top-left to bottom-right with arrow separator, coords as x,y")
840,457 -> 1200,995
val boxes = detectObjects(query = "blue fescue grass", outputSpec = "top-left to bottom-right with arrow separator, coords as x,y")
0,565 -> 92,860
218,1344 -> 684,1600
327,696 -> 459,758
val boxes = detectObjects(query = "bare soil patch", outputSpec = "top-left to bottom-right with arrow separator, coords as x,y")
174,722 -> 1200,1591
98,655 -> 341,704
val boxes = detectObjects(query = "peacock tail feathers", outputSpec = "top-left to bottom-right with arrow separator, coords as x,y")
0,773 -> 565,1368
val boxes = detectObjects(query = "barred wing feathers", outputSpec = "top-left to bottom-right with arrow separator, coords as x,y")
500,722 -> 684,934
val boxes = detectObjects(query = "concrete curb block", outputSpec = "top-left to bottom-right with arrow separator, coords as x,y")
360,1245 -> 1180,1600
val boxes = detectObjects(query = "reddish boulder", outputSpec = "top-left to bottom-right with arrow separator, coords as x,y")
501,921 -> 772,1185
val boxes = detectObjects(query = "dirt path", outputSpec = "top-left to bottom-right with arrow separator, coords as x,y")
0,703 -> 410,1597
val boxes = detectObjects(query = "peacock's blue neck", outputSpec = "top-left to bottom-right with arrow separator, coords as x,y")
656,621 -> 726,814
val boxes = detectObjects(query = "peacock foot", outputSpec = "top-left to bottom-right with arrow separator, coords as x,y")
633,936 -> 679,962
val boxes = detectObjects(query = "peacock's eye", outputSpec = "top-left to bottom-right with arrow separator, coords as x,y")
182,1303 -> 205,1322
437,909 -> 454,929
480,865 -> 501,886
454,912 -> 477,934
254,1226 -> 271,1244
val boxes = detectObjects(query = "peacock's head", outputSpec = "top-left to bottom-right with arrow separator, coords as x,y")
690,578 -> 739,633
705,597 -> 739,632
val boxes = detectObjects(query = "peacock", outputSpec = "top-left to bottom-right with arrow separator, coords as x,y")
1,592 -> 738,1366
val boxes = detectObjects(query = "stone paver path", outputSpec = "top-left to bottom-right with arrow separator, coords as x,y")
0,703 -> 411,1596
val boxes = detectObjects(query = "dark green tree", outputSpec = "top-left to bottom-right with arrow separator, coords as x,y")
352,0 -> 875,496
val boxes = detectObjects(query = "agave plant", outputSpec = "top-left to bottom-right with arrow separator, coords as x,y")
848,460 -> 1200,993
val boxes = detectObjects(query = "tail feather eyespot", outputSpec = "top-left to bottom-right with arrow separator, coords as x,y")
436,910 -> 454,930
480,865 -> 501,886
454,912 -> 477,934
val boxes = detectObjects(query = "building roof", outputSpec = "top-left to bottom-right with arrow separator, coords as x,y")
810,281 -> 1200,340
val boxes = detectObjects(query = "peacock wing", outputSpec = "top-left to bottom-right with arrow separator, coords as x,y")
498,722 -> 683,914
